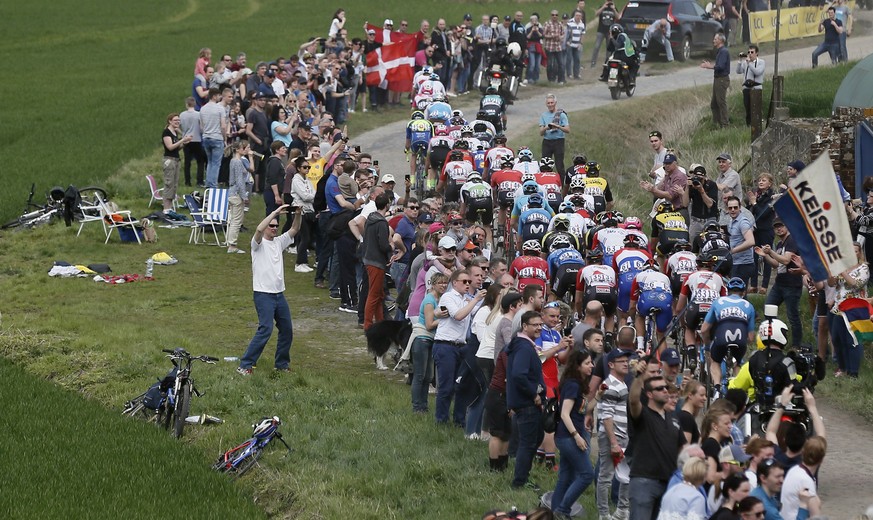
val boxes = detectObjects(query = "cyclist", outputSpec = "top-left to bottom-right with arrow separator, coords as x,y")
629,260 -> 673,353
460,172 -> 494,246
729,317 -> 796,409
479,86 -> 507,133
613,233 -> 654,325
542,214 -> 581,254
694,219 -> 726,253
437,149 -> 474,203
622,216 -> 650,251
414,73 -> 447,109
564,177 -> 596,214
510,239 -> 549,292
549,203 -> 588,245
665,239 -> 697,305
650,200 -> 690,260
406,111 -> 434,183
458,124 -> 485,156
424,94 -> 452,124
575,245 -> 618,336
700,277 -> 756,394
675,251 -> 729,367
485,135 -> 514,180
547,233 -> 586,302
537,157 -> 563,214
412,65 -> 434,94
581,161 -> 613,214
491,155 -> 522,246
472,143 -> 488,175
516,194 -> 552,250
562,154 -> 588,196
591,210 -> 626,268
513,147 -> 541,176
426,124 -> 454,190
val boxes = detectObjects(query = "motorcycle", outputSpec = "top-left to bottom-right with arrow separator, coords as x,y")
474,64 -> 518,100
606,57 -> 636,100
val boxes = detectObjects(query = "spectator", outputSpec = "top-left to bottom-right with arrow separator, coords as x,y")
747,173 -> 775,292
410,271 -> 449,413
264,141 -> 288,217
687,164 -> 720,240
245,92 -> 272,192
179,97 -> 206,187
591,1 -> 619,68
161,113 -> 190,214
833,0 -> 852,62
596,347 -> 633,520
641,153 -> 689,219
812,7 -> 843,68
736,45 -> 765,126
726,195 -> 755,286
466,283 -> 507,440
391,198 -> 418,291
750,458 -> 806,520
715,153 -> 742,218
195,47 -> 211,78
657,457 -> 708,520
289,156 -> 317,271
193,66 -> 212,110
431,19 -> 451,84
362,193 -> 398,329
526,14 -> 544,84
744,437 -> 776,489
757,217 -> 804,348
781,437 -> 826,520
640,19 -> 672,64
200,88 -> 228,189
737,497 -> 765,519
328,8 -> 345,39
226,140 -> 251,254
828,241 -> 868,378
237,205 -> 302,376
540,94 -> 570,175
543,10 -> 566,84
535,301 -> 574,469
710,473 -> 752,520
678,380 -> 707,444
700,33 -> 731,128
506,310 -> 548,489
723,0 -> 740,46
270,106 -> 293,148
565,10 -> 585,79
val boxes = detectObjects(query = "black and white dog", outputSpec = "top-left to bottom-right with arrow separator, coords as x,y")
364,319 -> 412,370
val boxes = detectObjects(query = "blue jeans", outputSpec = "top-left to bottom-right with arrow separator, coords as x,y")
511,405 -> 545,487
812,42 -> 840,67
629,477 -> 667,520
566,46 -> 583,78
315,212 -> 332,283
731,262 -> 756,288
202,137 -> 224,189
433,341 -> 461,424
547,50 -> 565,83
591,32 -> 608,66
465,357 -> 493,436
527,44 -> 541,83
829,311 -> 863,375
456,63 -> 470,94
839,31 -> 848,62
552,431 -> 595,514
241,292 -> 293,370
411,336 -> 434,412
766,284 -> 803,347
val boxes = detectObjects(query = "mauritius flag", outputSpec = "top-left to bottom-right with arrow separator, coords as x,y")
838,297 -> 873,345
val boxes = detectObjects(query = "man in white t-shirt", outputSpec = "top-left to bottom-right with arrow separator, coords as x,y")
780,436 -> 826,520
238,205 -> 302,375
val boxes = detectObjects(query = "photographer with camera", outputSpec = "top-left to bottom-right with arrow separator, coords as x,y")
735,45 -> 764,126
687,163 -> 719,240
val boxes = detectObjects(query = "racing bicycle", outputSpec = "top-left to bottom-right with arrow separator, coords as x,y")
213,416 -> 292,476
407,147 -> 429,198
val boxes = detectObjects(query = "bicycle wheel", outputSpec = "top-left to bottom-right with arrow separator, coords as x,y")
1,218 -> 23,230
122,396 -> 146,418
79,187 -> 109,205
172,381 -> 192,438
234,447 -> 263,476
415,153 -> 427,198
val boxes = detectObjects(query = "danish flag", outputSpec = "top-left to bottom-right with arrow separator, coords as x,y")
365,38 -> 416,92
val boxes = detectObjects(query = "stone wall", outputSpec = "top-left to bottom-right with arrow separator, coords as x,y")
749,118 -> 822,183
809,107 -> 873,198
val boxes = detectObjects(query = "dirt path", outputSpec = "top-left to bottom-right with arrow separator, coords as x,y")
353,16 -> 873,517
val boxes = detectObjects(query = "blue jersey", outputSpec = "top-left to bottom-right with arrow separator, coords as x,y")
472,148 -> 487,174
425,101 -> 452,124
511,193 -> 555,219
704,295 -> 756,330
406,119 -> 433,151
548,248 -> 585,274
518,208 -> 553,242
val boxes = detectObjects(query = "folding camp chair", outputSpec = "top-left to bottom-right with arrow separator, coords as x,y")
184,194 -> 222,246
98,197 -> 141,244
76,191 -> 107,238
147,174 -> 177,210
201,188 -> 229,245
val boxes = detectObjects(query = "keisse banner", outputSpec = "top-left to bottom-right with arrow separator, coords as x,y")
749,1 -> 855,44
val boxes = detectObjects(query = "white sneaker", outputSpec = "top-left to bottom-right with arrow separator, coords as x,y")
294,264 -> 313,273
286,246 -> 297,254
465,433 -> 479,441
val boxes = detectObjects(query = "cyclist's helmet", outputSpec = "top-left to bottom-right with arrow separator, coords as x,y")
573,154 -> 588,166
613,211 -> 625,223
656,201 -> 674,214
559,201 -> 576,213
461,124 -> 474,135
550,234 -> 572,251
454,139 -> 469,150
673,239 -> 692,252
610,24 -> 624,38
485,86 -> 498,95
587,244 -> 605,262
527,194 -> 545,207
624,216 -> 643,230
699,248 -> 732,276
253,416 -> 280,436
521,171 -> 536,183
452,109 -> 464,119
421,66 -> 433,76
553,214 -> 571,230
518,148 -> 534,162
495,37 -> 507,47
623,233 -> 642,247
449,150 -> 464,161
539,157 -> 555,171
726,277 -> 746,292
50,186 -> 66,201
522,239 -> 542,253
586,161 -> 601,176
599,212 -> 619,228
430,72 -> 441,81
704,219 -> 721,233
494,134 -> 507,145
411,110 -> 425,120
569,194 -> 588,209
569,176 -> 586,192
758,318 -> 789,347
499,156 -> 515,169
433,123 -> 448,136
468,171 -> 483,182
522,179 -> 539,194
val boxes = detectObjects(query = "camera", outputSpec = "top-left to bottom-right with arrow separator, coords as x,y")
738,52 -> 748,58
692,179 -> 702,187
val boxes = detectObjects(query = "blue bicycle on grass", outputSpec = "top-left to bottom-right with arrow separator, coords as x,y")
213,416 -> 292,476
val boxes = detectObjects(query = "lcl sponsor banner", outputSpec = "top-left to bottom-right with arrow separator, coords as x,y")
749,2 -> 855,44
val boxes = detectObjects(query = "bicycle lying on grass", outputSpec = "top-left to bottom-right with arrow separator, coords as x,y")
2,183 -> 108,230
122,348 -> 218,438
213,416 -> 292,476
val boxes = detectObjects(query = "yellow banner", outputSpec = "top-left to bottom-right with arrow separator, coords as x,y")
749,1 -> 854,44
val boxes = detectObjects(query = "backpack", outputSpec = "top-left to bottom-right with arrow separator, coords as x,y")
142,367 -> 178,410
542,394 -> 561,434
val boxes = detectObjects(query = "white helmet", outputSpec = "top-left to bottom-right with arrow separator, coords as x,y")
468,171 -> 482,181
522,239 -> 542,253
507,42 -> 522,58
758,319 -> 789,347
421,66 -> 433,76
518,148 -> 534,162
521,171 -> 536,183
569,176 -> 586,191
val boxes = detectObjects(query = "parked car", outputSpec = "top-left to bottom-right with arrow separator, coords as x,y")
619,0 -> 724,62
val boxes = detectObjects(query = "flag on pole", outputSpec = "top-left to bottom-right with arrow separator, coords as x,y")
772,153 -> 856,282
838,297 -> 873,345
365,38 -> 416,92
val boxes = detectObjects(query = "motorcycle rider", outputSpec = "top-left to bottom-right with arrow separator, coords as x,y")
731,316 -> 797,410
599,24 -> 639,84
487,37 -> 524,80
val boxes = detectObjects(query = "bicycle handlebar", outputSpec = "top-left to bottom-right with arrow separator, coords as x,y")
162,348 -> 217,363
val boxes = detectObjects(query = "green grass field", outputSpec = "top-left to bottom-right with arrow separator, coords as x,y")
0,0 -> 866,517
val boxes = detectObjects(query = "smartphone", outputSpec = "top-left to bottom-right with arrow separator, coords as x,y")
405,174 -> 411,182
481,280 -> 492,290
355,145 -> 362,153
373,160 -> 379,166
440,306 -> 448,312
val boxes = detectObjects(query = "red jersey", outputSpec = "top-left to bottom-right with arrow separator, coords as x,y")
491,169 -> 523,207
510,255 -> 549,292
536,172 -> 563,208
680,270 -> 727,305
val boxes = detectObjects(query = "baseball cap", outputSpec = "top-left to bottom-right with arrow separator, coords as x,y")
381,174 -> 396,184
239,67 -> 253,76
773,216 -> 785,226
663,153 -> 677,164
689,163 -> 707,175
661,348 -> 681,366
501,292 -> 523,309
298,122 -> 312,131
464,13 -> 473,20
418,212 -> 435,224
463,241 -> 479,251
438,236 -> 457,250
505,15 -> 512,21
384,18 -> 394,26
787,160 -> 806,171
607,348 -> 634,362
428,222 -> 445,234
716,153 -> 732,161
367,29 -> 376,35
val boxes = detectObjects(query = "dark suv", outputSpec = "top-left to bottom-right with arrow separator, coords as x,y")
619,0 -> 724,62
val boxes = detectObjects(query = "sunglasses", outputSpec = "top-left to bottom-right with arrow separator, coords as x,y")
267,224 -> 279,229
649,131 -> 661,138
728,206 -> 740,210
457,279 -> 472,284
450,220 -> 463,225
300,165 -> 311,169
407,206 -> 419,210
544,301 -> 561,309
742,512 -> 765,518
650,385 -> 668,392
